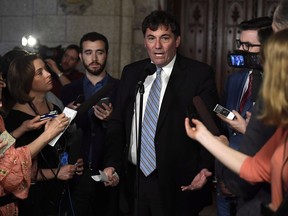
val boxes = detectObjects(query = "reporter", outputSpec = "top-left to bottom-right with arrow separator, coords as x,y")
5,54 -> 83,215
185,28 -> 288,214
0,113 -> 69,216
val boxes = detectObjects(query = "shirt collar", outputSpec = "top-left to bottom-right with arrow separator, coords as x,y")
83,72 -> 109,87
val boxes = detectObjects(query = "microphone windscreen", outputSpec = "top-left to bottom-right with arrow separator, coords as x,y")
145,62 -> 156,76
192,96 -> 221,135
139,63 -> 156,82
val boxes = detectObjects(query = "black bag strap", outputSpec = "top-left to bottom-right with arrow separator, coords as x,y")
0,193 -> 18,207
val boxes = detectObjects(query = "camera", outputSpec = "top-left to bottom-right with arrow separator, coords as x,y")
37,45 -> 64,62
227,51 -> 262,69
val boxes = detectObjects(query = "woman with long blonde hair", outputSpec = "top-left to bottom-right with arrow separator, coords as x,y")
185,28 -> 288,214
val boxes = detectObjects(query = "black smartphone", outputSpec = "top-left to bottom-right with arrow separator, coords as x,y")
96,97 -> 110,109
73,94 -> 85,105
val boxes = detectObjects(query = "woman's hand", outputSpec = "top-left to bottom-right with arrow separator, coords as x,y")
22,116 -> 47,131
185,118 -> 211,141
44,114 -> 69,138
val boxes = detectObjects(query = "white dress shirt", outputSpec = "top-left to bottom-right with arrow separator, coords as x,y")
128,55 -> 176,165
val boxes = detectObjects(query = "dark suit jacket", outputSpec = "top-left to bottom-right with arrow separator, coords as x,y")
104,54 -> 219,216
223,70 -> 253,150
61,74 -> 119,171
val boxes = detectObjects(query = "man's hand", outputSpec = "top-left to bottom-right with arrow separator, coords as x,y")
103,167 -> 119,187
45,59 -> 62,75
217,110 -> 250,134
181,168 -> 212,191
93,103 -> 113,121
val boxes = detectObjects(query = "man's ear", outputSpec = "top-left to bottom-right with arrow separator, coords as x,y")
176,36 -> 181,48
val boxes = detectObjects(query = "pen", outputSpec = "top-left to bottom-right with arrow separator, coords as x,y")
40,113 -> 58,121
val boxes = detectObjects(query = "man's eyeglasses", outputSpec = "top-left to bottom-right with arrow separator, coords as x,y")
235,39 -> 261,51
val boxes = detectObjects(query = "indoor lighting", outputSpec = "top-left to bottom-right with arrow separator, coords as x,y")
22,35 -> 38,48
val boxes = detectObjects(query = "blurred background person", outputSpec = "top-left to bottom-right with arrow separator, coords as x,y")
45,44 -> 84,98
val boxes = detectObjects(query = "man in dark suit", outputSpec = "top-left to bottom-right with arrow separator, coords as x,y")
103,10 -> 219,216
60,32 -> 120,216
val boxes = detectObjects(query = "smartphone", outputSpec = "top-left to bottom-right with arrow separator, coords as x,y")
213,104 -> 235,120
73,94 -> 85,106
96,97 -> 110,109
40,110 -> 58,121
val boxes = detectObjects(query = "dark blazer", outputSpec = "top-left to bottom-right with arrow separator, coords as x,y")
61,74 -> 120,171
222,70 -> 253,150
104,54 -> 219,216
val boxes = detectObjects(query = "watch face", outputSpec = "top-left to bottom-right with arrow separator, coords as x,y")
58,0 -> 92,15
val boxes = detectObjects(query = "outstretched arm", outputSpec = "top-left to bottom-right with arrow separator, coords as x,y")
185,118 -> 248,175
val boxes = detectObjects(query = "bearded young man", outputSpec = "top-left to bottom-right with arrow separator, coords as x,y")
60,32 -> 120,216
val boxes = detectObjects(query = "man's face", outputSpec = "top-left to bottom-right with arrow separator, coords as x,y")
144,25 -> 180,67
61,49 -> 79,72
239,30 -> 261,53
79,40 -> 107,76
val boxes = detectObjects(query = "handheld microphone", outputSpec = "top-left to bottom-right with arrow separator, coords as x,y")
192,96 -> 221,136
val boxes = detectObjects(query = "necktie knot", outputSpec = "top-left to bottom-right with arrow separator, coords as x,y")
156,67 -> 162,76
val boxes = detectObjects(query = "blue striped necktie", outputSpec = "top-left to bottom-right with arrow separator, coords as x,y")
140,67 -> 162,176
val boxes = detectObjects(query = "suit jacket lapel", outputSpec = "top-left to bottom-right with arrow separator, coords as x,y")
156,55 -> 186,134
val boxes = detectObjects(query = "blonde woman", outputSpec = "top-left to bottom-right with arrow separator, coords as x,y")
185,28 -> 288,214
